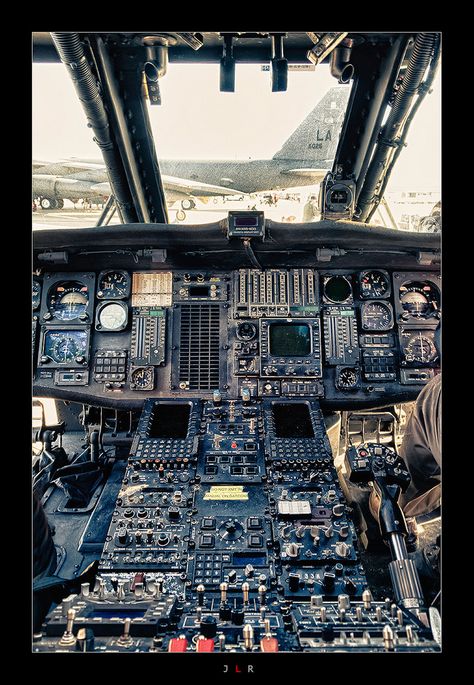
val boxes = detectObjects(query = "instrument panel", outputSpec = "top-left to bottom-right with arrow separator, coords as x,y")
32,268 -> 441,406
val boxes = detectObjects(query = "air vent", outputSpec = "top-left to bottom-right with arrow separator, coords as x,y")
178,304 -> 220,390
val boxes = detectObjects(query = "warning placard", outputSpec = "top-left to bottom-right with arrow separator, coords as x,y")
203,486 -> 249,501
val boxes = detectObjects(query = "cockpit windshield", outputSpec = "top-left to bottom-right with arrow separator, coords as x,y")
32,52 -> 440,231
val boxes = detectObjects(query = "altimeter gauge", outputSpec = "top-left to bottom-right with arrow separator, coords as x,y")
361,301 -> 394,331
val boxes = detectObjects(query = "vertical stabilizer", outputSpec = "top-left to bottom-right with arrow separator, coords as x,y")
272,86 -> 350,163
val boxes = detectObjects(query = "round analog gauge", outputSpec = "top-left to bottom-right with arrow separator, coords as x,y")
324,275 -> 352,303
337,367 -> 359,389
399,281 -> 440,319
43,330 -> 88,364
97,302 -> 128,331
359,270 -> 390,299
361,301 -> 393,331
237,322 -> 257,341
130,367 -> 154,390
48,281 -> 89,321
32,280 -> 41,310
405,333 -> 438,363
97,270 -> 130,299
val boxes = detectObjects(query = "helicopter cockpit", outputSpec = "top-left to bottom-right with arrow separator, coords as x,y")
32,31 -> 441,656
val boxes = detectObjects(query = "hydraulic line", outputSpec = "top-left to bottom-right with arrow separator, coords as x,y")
50,33 -> 138,223
357,33 -> 438,222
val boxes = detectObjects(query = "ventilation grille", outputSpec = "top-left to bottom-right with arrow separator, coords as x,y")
179,304 -> 220,390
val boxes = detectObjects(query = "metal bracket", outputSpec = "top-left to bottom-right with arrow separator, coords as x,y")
315,247 -> 348,262
416,251 -> 440,266
37,251 -> 69,264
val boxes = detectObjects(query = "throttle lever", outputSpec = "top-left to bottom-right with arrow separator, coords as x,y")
345,443 -> 424,610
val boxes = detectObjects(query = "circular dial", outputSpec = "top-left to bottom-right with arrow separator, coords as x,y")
98,302 -> 128,331
236,322 -> 257,341
48,281 -> 89,320
361,301 -> 393,331
131,367 -> 154,389
218,520 -> 244,541
360,270 -> 390,298
32,280 -> 41,310
97,271 -> 130,299
44,331 -> 88,364
405,333 -> 438,363
324,275 -> 352,303
337,367 -> 359,389
399,281 -> 440,319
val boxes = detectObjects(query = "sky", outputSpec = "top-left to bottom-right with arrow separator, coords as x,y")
33,61 -> 441,192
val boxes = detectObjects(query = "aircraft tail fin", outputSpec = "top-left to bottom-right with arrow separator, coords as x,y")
272,86 -> 350,163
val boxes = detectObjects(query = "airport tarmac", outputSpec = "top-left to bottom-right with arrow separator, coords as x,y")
32,196 -> 312,230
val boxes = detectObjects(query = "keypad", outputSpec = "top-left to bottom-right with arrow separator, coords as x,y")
94,350 -> 127,382
363,349 -> 396,380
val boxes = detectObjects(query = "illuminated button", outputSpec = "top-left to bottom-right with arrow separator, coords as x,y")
249,534 -> 263,547
247,517 -> 262,530
201,518 -> 216,530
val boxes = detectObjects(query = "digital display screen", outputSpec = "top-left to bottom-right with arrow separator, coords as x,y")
90,610 -> 146,619
189,286 -> 210,297
233,553 -> 267,566
269,323 -> 311,357
272,403 -> 315,438
235,216 -> 259,227
148,403 -> 191,439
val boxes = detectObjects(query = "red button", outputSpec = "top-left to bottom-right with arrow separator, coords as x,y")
231,442 -> 237,449
169,637 -> 187,652
260,637 -> 279,652
196,638 -> 215,652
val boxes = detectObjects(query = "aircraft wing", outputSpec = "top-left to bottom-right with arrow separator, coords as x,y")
161,174 -> 243,200
33,160 -> 245,205
280,168 -> 328,181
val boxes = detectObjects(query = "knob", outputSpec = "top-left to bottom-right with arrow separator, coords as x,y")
117,528 -> 129,545
338,594 -> 350,611
243,624 -> 254,650
200,615 -> 217,639
362,589 -> 372,610
219,602 -> 232,621
168,506 -> 180,520
228,570 -> 237,584
241,388 -> 251,402
323,572 -> 335,591
288,573 -> 301,592
157,532 -> 169,546
339,524 -> 349,539
287,543 -> 299,558
231,606 -> 245,625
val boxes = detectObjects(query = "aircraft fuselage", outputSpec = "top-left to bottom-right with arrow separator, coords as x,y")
159,158 -> 331,194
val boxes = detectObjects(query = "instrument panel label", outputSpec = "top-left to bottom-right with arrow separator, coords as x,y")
203,486 -> 249,501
